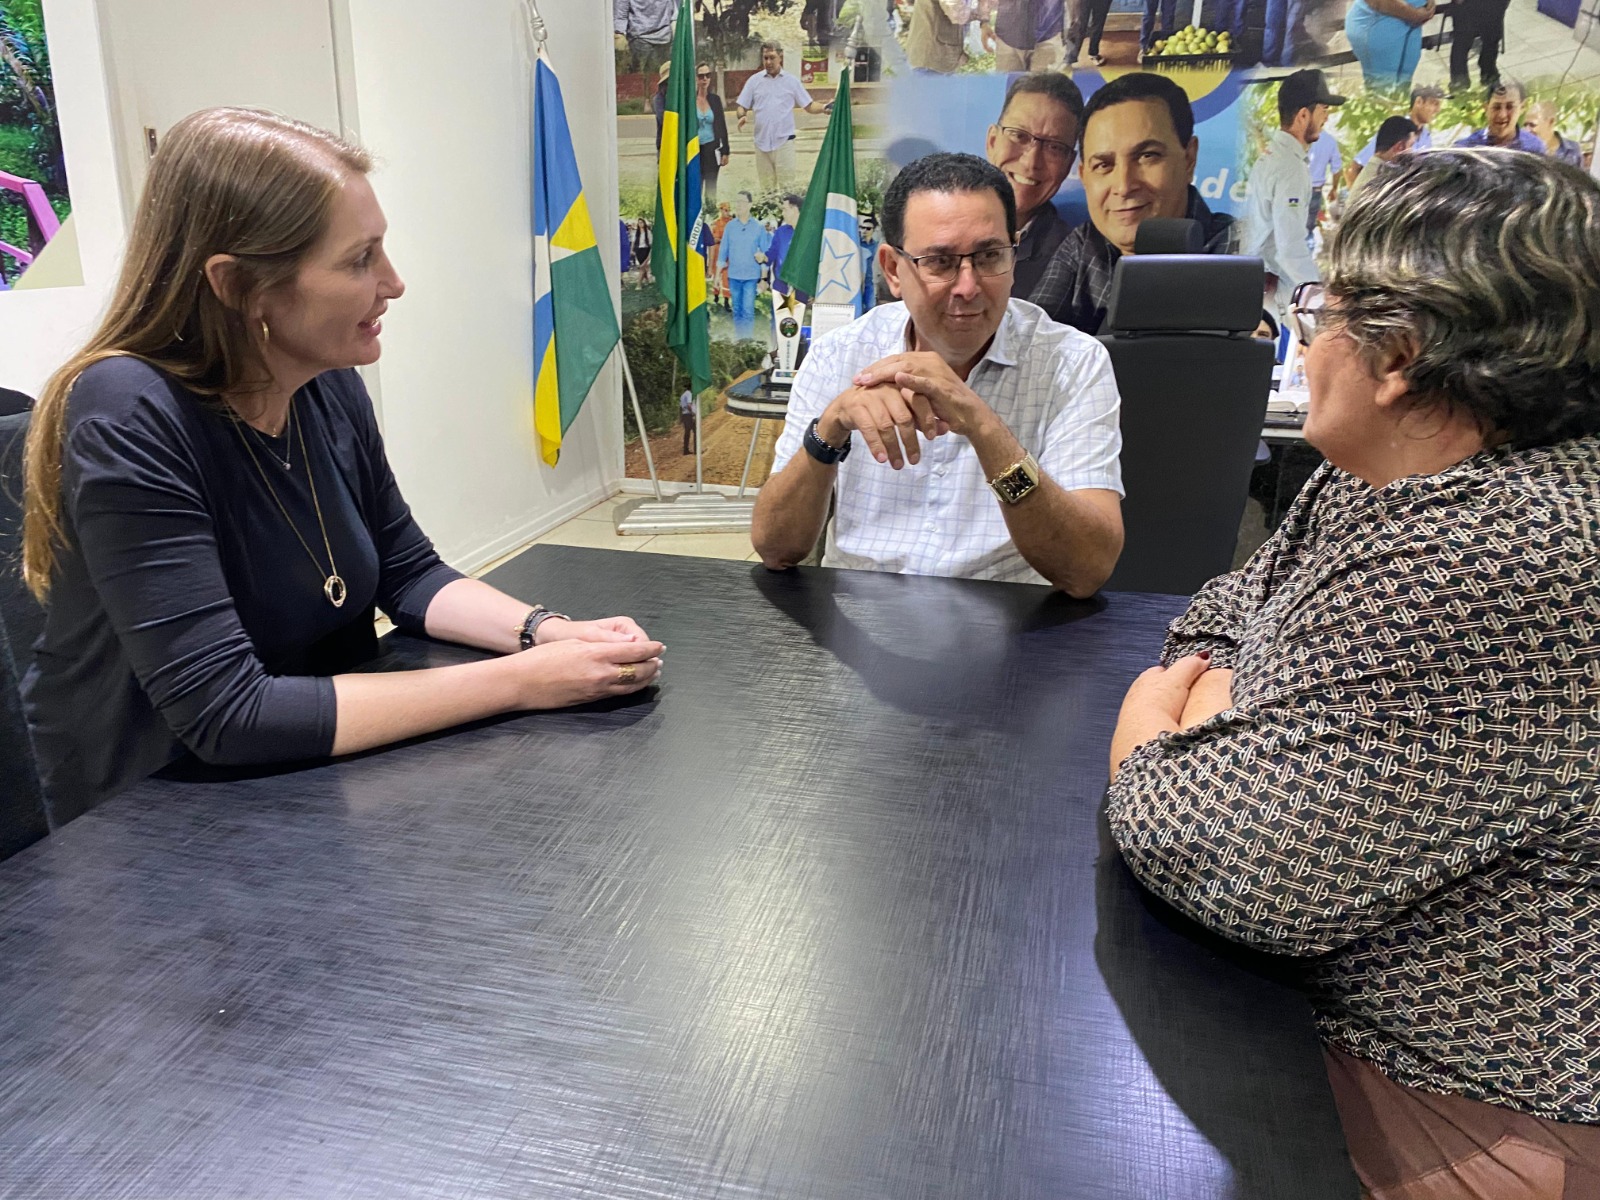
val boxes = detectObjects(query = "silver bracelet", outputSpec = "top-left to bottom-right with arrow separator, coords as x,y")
516,605 -> 570,650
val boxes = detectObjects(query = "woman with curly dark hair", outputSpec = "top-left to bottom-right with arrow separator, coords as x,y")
1107,149 -> 1600,1197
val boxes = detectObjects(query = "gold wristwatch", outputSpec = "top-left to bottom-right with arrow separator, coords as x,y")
988,452 -> 1041,505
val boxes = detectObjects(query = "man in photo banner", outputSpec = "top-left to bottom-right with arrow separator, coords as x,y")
991,0 -> 1083,72
1307,124 -> 1341,234
1352,84 -> 1441,169
1449,0 -> 1511,96
906,0 -> 976,74
752,153 -> 1125,596
1455,79 -> 1544,155
733,43 -> 832,195
1346,116 -> 1416,202
984,72 -> 1084,303
857,212 -> 880,310
1140,0 -> 1178,60
721,191 -> 772,342
680,385 -> 697,454
614,0 -> 676,77
1242,69 -> 1342,322
1031,73 -> 1233,336
768,194 -> 807,302
1526,102 -> 1584,168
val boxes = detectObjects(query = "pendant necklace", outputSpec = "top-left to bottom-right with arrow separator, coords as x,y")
231,400 -> 348,607
248,420 -> 292,470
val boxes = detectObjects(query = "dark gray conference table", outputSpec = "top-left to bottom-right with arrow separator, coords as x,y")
0,546 -> 1357,1199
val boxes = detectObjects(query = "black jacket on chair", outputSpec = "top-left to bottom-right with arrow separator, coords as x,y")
0,410 -> 49,861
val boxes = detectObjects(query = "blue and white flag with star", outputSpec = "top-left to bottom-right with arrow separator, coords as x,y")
779,64 -> 860,313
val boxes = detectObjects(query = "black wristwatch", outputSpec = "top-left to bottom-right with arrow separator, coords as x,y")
517,605 -> 569,650
803,417 -> 852,465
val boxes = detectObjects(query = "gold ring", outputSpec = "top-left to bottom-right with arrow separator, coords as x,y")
617,663 -> 637,683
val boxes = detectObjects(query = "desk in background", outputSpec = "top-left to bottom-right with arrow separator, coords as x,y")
0,548 -> 1356,1199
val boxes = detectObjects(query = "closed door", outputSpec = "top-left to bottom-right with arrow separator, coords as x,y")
98,0 -> 345,211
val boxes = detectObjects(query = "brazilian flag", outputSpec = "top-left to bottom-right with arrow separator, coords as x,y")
533,50 -> 619,466
650,0 -> 712,394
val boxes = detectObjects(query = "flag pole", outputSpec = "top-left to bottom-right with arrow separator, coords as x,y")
695,383 -> 703,492
520,0 -> 547,48
618,345 -> 665,501
615,0 -> 755,534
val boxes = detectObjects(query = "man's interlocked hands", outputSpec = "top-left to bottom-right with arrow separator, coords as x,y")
815,351 -> 1000,469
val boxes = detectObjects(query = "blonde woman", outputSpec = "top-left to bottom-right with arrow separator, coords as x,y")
21,108 -> 662,820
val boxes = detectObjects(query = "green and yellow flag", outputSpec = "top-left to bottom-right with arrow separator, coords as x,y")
650,0 -> 712,394
532,48 -> 619,466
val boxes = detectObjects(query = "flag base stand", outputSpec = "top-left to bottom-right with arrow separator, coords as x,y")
615,491 -> 755,534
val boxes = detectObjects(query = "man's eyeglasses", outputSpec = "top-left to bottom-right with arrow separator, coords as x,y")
892,244 -> 1016,282
696,71 -> 712,79
1289,281 -> 1326,347
995,125 -> 1075,163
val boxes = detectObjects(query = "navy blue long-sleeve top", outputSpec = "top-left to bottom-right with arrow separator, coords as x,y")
22,358 -> 463,822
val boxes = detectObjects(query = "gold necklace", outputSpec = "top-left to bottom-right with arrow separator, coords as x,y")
247,419 -> 292,470
231,400 -> 348,608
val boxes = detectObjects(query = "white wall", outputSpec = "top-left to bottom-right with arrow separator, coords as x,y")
5,0 -> 624,573
344,0 -> 624,571
0,0 -> 127,398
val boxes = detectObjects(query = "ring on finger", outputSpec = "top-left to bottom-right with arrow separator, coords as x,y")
617,663 -> 637,683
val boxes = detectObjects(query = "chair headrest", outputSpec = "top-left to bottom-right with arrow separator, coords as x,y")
1104,255 -> 1265,335
0,388 -> 34,417
1133,217 -> 1205,255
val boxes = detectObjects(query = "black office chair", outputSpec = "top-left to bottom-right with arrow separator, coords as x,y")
0,411 -> 45,662
0,411 -> 48,860
0,386 -> 32,416
0,608 -> 46,861
1133,217 -> 1206,255
1099,254 -> 1275,596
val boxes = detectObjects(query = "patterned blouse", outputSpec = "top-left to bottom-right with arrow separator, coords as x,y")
1107,437 -> 1600,1123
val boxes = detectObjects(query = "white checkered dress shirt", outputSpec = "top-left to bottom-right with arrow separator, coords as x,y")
771,299 -> 1123,585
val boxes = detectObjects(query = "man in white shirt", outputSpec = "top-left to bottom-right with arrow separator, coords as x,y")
1241,68 -> 1344,322
734,43 -> 831,194
679,387 -> 696,454
752,153 -> 1124,597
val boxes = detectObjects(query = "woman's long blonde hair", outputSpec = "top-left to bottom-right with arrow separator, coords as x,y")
21,106 -> 371,601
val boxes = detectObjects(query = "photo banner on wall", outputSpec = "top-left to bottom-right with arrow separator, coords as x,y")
614,0 -> 1600,490
614,0 -> 887,489
0,0 -> 81,291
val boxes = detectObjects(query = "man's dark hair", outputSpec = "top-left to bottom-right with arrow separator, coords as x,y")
882,153 -> 1017,249
736,189 -> 753,203
998,71 -> 1085,128
782,192 -> 804,210
1487,77 -> 1526,105
1080,71 -> 1195,147
1375,116 -> 1418,154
